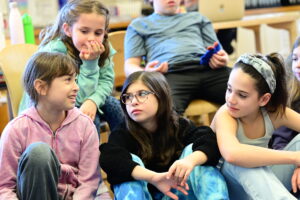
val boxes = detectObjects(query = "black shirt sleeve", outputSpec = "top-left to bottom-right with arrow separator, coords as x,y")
180,118 -> 221,166
99,122 -> 140,185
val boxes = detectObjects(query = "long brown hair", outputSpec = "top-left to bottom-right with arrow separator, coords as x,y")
121,71 -> 182,165
39,0 -> 110,67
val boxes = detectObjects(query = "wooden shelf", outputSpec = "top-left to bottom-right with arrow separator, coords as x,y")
213,11 -> 299,52
245,5 -> 300,15
213,11 -> 300,30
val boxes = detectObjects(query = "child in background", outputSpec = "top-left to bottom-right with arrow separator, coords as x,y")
19,0 -> 123,133
0,52 -> 100,199
125,0 -> 230,115
270,37 -> 300,150
211,53 -> 300,199
100,71 -> 228,200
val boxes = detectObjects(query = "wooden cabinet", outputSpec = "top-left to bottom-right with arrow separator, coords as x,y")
0,90 -> 9,135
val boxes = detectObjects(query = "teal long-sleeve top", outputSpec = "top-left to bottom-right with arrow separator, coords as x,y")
18,38 -> 116,114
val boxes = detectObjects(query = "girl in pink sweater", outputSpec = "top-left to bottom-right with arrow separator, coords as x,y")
0,52 -> 101,200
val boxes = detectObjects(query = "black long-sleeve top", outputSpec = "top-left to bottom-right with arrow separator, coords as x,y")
99,117 -> 221,186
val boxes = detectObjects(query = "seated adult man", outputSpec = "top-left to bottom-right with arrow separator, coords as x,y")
124,0 -> 231,114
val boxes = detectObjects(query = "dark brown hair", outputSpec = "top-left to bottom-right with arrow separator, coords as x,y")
23,52 -> 79,105
121,71 -> 182,165
39,0 -> 110,67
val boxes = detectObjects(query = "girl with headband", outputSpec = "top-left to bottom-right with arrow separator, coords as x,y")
211,53 -> 300,199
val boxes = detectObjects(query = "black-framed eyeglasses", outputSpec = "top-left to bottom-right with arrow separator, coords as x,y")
121,90 -> 155,105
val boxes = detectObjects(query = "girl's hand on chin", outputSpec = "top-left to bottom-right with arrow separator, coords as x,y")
80,41 -> 104,60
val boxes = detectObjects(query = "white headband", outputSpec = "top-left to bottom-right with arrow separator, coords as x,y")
236,54 -> 276,94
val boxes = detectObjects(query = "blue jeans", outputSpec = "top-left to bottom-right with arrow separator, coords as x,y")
94,96 -> 124,135
17,142 -> 61,200
113,144 -> 229,200
221,134 -> 300,200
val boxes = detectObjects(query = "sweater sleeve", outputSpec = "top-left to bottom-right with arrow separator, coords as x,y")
72,118 -> 101,200
181,118 -> 221,166
99,124 -> 139,185
199,15 -> 221,49
124,22 -> 147,60
75,59 -> 100,106
87,56 -> 115,108
81,44 -> 116,110
0,122 -> 22,200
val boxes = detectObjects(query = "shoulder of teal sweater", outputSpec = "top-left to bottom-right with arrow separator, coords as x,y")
39,38 -> 67,54
109,42 -> 116,57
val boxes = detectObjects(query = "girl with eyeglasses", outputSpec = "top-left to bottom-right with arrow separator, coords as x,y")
100,71 -> 228,200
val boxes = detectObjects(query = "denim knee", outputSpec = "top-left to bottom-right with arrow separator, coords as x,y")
19,142 -> 57,169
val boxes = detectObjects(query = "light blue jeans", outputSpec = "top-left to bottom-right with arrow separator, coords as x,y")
113,144 -> 229,200
221,134 -> 300,200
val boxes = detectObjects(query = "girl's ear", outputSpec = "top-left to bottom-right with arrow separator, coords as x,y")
34,79 -> 48,96
258,93 -> 271,107
62,22 -> 72,37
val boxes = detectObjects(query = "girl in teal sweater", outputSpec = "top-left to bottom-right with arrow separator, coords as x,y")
19,0 -> 123,135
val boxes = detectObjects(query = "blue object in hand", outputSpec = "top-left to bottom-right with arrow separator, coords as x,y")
200,42 -> 221,65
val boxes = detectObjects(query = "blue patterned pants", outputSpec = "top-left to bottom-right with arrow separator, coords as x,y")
113,144 -> 229,200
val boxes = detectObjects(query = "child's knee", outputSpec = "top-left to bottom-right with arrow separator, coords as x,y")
20,142 -> 56,168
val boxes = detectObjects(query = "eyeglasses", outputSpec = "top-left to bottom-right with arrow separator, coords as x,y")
121,90 -> 155,105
